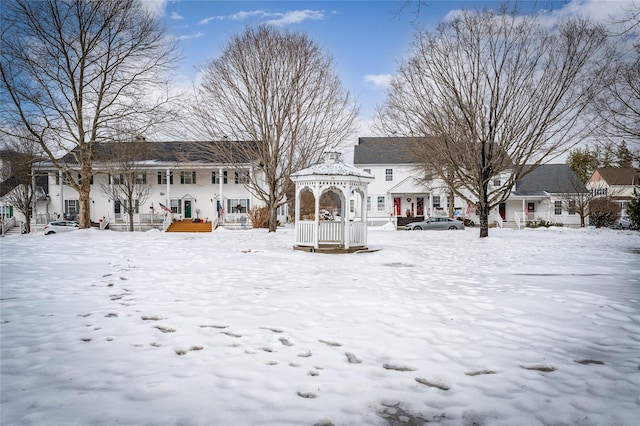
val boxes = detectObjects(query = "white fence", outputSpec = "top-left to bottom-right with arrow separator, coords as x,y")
296,220 -> 367,248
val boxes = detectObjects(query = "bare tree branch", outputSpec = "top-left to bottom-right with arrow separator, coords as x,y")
0,0 -> 179,228
191,26 -> 358,232
377,6 -> 608,237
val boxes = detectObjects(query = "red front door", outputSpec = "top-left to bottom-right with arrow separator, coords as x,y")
394,197 -> 401,216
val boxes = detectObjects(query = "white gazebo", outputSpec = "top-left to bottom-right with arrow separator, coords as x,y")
291,151 -> 374,253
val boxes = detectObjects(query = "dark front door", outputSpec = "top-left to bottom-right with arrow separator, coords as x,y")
184,200 -> 192,219
417,197 -> 424,216
499,203 -> 506,220
394,197 -> 401,216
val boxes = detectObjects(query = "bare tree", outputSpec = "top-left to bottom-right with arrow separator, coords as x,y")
377,6 -> 608,237
0,0 -> 179,229
0,136 -> 44,233
192,25 -> 358,232
557,173 -> 593,227
98,139 -> 154,232
590,3 -> 640,153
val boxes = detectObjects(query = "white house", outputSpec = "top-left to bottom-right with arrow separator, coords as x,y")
587,167 -> 640,215
353,137 -> 467,227
353,137 -> 585,228
31,141 -> 287,231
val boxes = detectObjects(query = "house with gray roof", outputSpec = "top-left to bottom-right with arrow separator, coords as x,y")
31,140 -> 285,231
354,137 -> 586,228
587,167 -> 640,215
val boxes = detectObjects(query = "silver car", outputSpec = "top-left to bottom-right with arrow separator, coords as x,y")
405,217 -> 465,230
612,215 -> 631,230
44,221 -> 79,235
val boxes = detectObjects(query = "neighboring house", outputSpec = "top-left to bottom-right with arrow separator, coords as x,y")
504,164 -> 586,228
32,141 -> 287,231
586,167 -> 640,215
353,137 -> 467,226
353,137 -> 585,228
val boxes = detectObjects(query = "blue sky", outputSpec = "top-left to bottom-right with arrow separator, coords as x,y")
146,0 -> 631,135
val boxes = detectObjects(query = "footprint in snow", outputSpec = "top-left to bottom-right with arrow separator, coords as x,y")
318,339 -> 342,347
383,363 -> 416,372
279,337 -> 294,346
345,352 -> 362,364
520,364 -> 556,372
574,359 -> 605,365
415,377 -> 450,391
465,369 -> 497,376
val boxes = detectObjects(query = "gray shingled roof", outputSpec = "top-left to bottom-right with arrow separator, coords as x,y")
353,137 -> 422,164
59,141 -> 258,164
514,164 -> 586,195
292,152 -> 373,179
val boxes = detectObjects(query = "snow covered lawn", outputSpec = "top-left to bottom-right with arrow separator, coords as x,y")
1,226 -> 639,425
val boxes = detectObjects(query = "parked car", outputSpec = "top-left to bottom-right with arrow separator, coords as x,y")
405,217 -> 465,230
44,221 -> 79,235
612,215 -> 631,230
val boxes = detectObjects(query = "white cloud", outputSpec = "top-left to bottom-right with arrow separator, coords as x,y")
170,11 -> 184,20
139,0 -> 168,17
198,9 -> 325,26
364,74 -> 393,90
265,10 -> 325,26
175,32 -> 204,41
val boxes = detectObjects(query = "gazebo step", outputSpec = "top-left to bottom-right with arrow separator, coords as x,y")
293,245 -> 371,254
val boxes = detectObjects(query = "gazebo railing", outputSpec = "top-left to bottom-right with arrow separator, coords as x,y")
349,221 -> 366,246
296,221 -> 316,246
296,220 -> 366,247
318,221 -> 342,243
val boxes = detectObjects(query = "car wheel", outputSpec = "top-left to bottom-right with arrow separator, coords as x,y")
448,226 -> 457,230
45,231 -> 54,235
414,226 -> 422,230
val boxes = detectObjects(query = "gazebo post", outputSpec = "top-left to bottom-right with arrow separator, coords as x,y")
343,184 -> 351,250
314,183 -> 320,249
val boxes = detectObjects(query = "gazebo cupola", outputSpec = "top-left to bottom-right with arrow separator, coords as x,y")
291,151 -> 374,253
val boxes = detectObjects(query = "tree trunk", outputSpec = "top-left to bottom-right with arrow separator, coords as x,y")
268,205 -> 278,232
78,187 -> 91,228
25,207 -> 32,234
128,208 -> 135,232
479,200 -> 490,238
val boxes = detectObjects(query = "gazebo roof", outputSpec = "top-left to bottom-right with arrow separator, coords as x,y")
291,152 -> 373,180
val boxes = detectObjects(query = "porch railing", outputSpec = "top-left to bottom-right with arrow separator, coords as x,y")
162,213 -> 173,232
99,215 -> 110,230
514,211 -> 551,228
1,216 -> 16,235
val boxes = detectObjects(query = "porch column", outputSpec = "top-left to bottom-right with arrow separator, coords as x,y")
32,174 -> 37,227
218,166 -> 223,220
166,169 -> 171,211
522,199 -> 526,221
59,170 -> 64,219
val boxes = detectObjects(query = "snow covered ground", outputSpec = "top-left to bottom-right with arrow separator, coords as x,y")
1,226 -> 639,426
